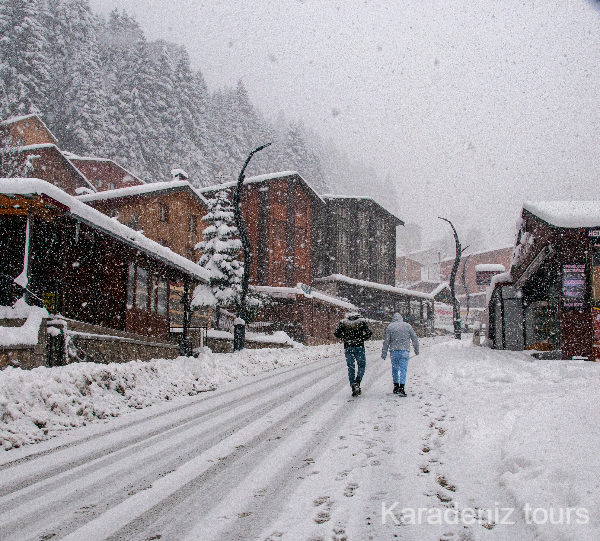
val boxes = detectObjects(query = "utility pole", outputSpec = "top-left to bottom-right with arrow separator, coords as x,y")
438,217 -> 467,339
232,143 -> 271,351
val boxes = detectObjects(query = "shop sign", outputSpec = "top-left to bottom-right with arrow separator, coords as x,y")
42,292 -> 56,314
593,307 -> 600,361
588,229 -> 600,238
562,263 -> 586,309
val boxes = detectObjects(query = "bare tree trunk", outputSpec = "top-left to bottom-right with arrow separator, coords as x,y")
439,217 -> 463,340
232,143 -> 271,351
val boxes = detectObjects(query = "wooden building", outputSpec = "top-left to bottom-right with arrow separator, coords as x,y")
199,171 -> 324,288
314,274 -> 435,330
0,178 -> 209,367
313,195 -> 403,286
66,155 -> 145,192
254,285 -> 357,345
78,180 -> 208,261
488,202 -> 600,360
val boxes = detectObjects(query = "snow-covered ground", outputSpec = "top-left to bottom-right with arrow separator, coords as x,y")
1,338 -> 599,540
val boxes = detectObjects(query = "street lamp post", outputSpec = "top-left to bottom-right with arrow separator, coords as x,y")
232,143 -> 271,351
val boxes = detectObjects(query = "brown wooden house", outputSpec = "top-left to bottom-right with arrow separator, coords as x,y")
77,180 -> 209,261
199,171 -> 325,288
66,154 -> 145,192
1,114 -> 98,196
0,178 -> 209,367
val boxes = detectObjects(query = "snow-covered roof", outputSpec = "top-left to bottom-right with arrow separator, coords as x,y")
0,143 -> 97,193
407,280 -> 451,297
66,154 -> 146,186
440,245 -> 513,264
76,180 -> 208,205
321,193 -> 403,224
315,274 -> 436,300
0,178 -> 209,282
475,264 -> 505,272
198,171 -> 325,204
0,114 -> 59,145
523,201 -> 600,228
254,285 -> 356,310
485,271 -> 513,306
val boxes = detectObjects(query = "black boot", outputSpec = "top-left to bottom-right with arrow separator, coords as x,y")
351,382 -> 359,397
393,383 -> 400,394
399,384 -> 407,397
355,377 -> 362,395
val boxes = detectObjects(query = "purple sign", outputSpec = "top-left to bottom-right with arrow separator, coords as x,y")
563,264 -> 586,308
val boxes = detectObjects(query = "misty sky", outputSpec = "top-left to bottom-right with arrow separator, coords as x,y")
89,0 -> 600,249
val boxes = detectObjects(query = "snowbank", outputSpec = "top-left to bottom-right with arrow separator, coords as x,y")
418,340 -> 600,541
0,343 -> 343,451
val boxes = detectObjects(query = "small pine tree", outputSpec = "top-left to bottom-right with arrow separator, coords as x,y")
192,189 -> 243,315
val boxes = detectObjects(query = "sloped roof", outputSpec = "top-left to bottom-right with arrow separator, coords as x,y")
321,194 -> 403,226
0,143 -> 97,193
523,201 -> 600,228
76,180 -> 208,206
0,178 -> 209,282
0,114 -> 59,146
198,171 -> 325,204
315,274 -> 435,300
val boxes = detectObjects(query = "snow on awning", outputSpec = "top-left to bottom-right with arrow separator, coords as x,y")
254,285 -> 357,310
315,274 -> 435,300
0,178 -> 209,283
524,201 -> 600,228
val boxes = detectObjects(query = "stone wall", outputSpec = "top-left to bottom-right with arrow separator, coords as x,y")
0,317 -> 48,370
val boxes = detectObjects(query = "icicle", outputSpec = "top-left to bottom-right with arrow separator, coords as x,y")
14,215 -> 31,289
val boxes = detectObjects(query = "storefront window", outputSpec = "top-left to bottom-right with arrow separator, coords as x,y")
135,266 -> 149,310
127,262 -> 135,308
157,278 -> 168,316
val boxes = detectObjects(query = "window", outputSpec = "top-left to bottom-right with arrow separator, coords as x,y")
108,183 -> 115,190
135,266 -> 149,310
127,262 -> 136,308
159,203 -> 169,222
157,278 -> 168,315
97,179 -> 103,188
149,274 -> 158,312
125,213 -> 140,231
189,215 -> 197,233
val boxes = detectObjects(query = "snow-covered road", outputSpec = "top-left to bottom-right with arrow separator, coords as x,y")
1,338 -> 600,541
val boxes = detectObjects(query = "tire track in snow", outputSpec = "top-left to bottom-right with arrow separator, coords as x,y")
0,358 -> 342,541
0,357 -> 338,496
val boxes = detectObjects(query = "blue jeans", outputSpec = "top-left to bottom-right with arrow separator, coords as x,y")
390,350 -> 410,384
344,346 -> 366,386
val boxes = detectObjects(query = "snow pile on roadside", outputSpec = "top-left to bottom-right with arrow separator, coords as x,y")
0,343 -> 344,451
418,340 -> 600,541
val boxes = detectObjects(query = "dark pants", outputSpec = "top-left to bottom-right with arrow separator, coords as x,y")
344,346 -> 366,386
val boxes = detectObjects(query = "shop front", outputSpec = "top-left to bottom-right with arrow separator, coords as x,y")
490,202 -> 600,360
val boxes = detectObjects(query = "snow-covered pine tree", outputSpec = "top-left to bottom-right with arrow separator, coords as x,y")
44,0 -> 107,154
0,0 -> 50,117
192,189 -> 243,324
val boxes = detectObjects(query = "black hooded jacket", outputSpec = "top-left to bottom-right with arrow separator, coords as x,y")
334,314 -> 373,348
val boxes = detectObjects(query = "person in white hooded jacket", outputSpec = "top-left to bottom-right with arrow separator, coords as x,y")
381,313 -> 419,396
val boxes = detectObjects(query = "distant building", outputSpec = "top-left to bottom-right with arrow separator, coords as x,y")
395,255 -> 424,285
314,195 -> 403,286
440,246 -> 513,310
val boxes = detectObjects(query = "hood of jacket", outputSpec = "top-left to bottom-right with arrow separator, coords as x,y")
392,313 -> 403,322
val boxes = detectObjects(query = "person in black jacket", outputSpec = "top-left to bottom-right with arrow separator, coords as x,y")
334,312 -> 373,396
